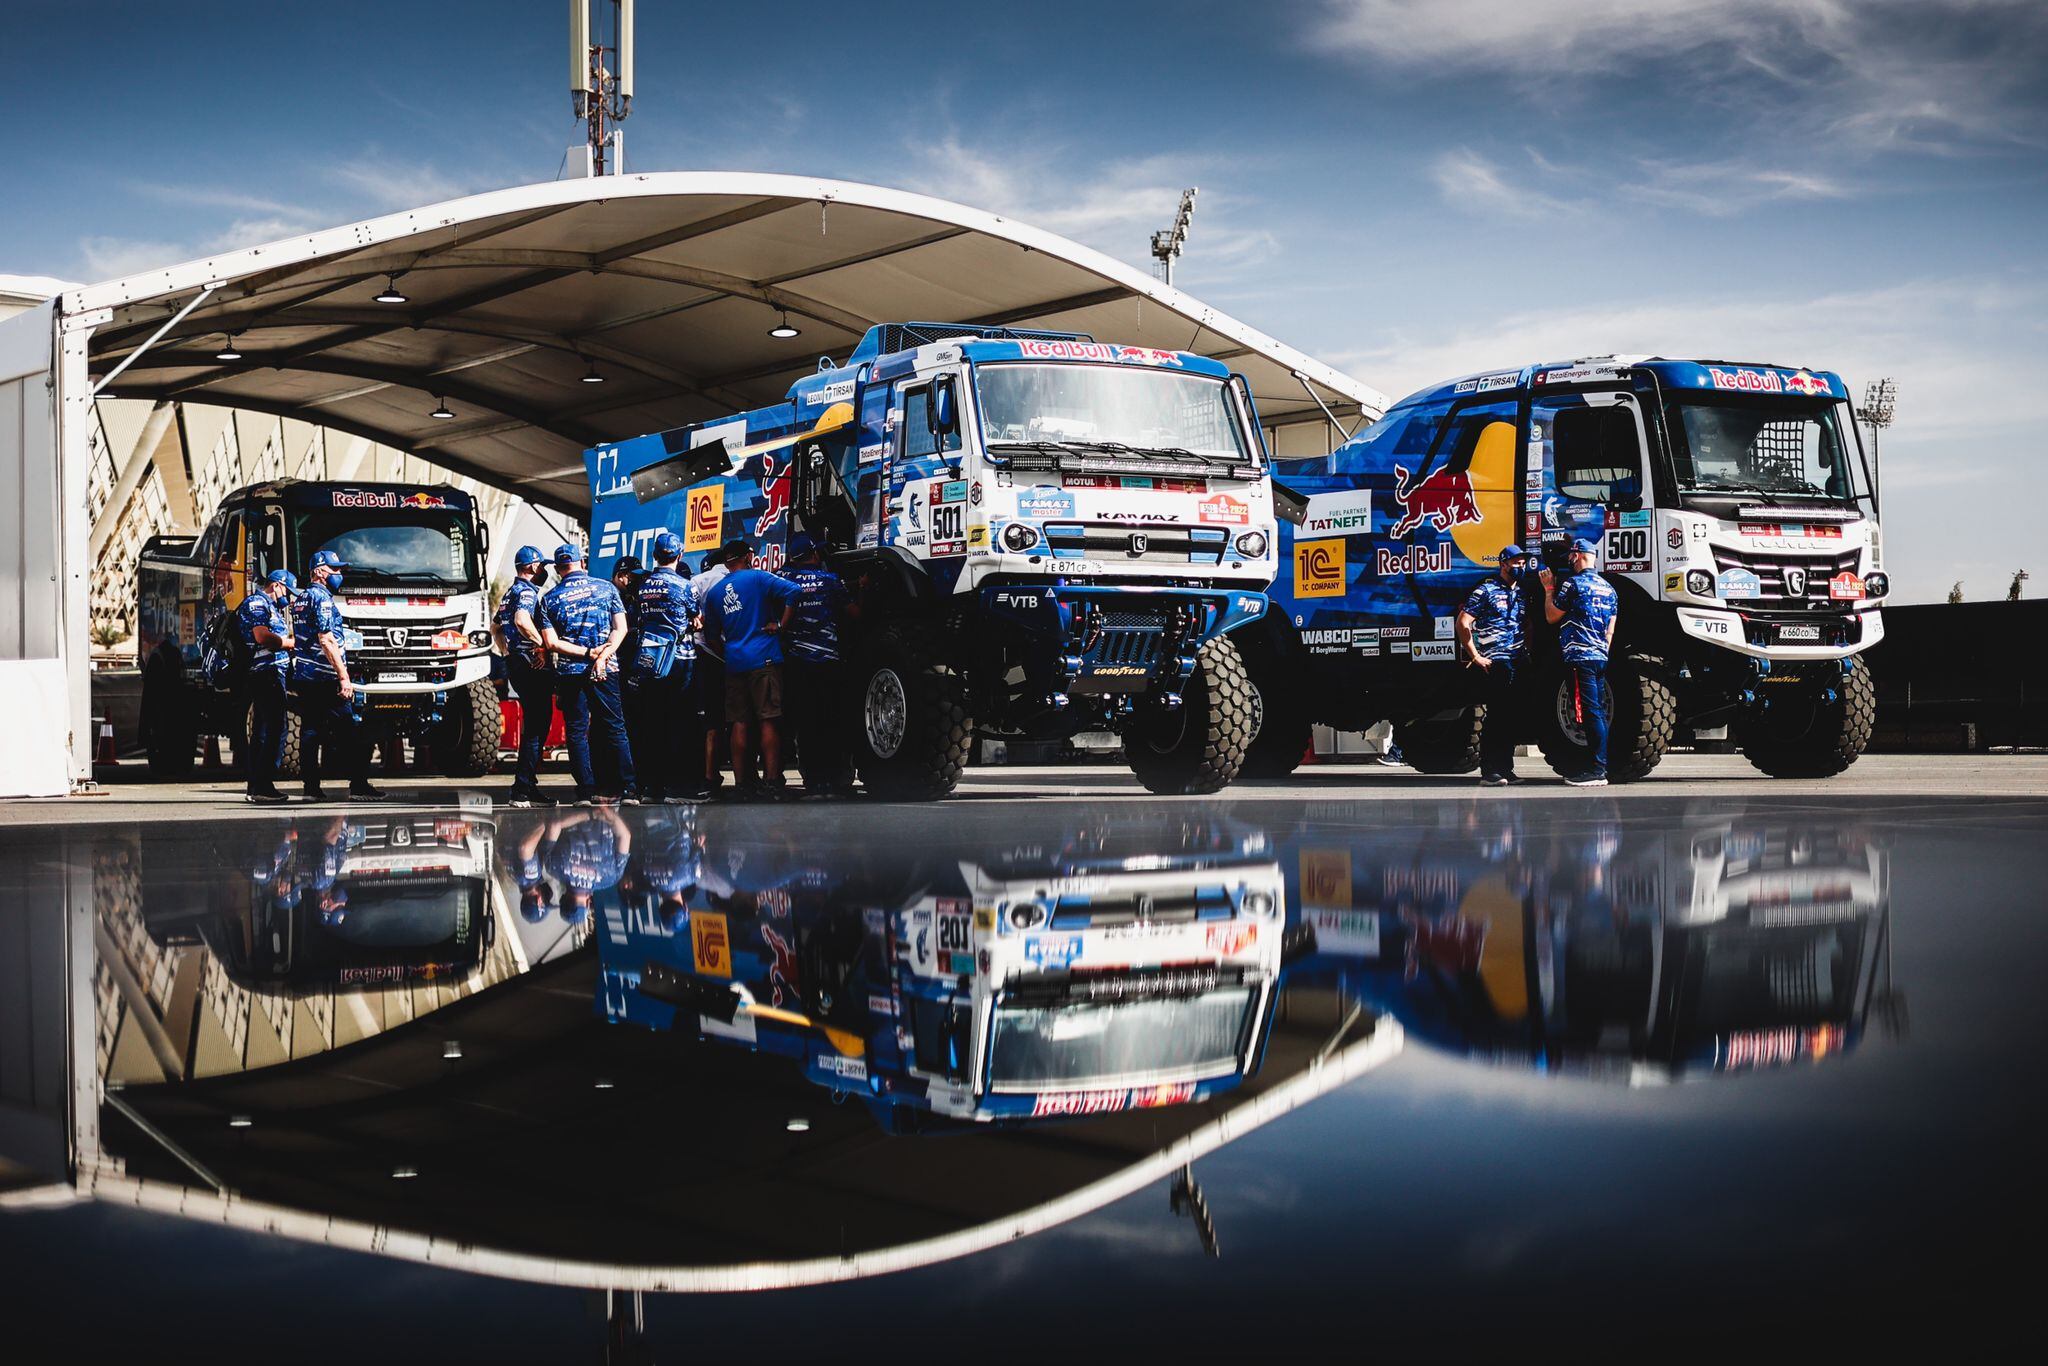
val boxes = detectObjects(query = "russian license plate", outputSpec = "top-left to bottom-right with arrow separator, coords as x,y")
1777,624 -> 1820,643
381,671 -> 419,683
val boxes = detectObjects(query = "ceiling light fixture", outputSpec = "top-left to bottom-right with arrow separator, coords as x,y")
580,361 -> 605,384
215,334 -> 243,361
374,275 -> 408,305
768,311 -> 800,339
430,398 -> 454,419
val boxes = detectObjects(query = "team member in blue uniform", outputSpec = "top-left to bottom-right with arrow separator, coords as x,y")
630,531 -> 704,802
237,568 -> 298,804
1458,544 -> 1529,787
290,550 -> 385,802
714,545 -> 803,799
689,539 -> 747,792
1539,537 -> 1621,787
779,535 -> 855,796
495,545 -> 555,807
540,543 -> 634,804
605,555 -> 647,799
545,804 -> 632,926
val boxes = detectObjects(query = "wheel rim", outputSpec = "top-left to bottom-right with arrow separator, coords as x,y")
1553,680 -> 1587,748
865,667 -> 908,759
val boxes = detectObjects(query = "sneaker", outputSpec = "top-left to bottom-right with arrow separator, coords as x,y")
348,784 -> 388,802
1376,746 -> 1406,767
1479,775 -> 1509,788
507,790 -> 555,809
300,787 -> 330,802
245,788 -> 290,805
1565,773 -> 1609,787
621,791 -> 643,806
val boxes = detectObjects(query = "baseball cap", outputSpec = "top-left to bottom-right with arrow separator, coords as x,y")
787,534 -> 817,561
1570,536 -> 1600,555
309,550 -> 345,570
553,542 -> 582,565
1497,545 -> 1528,561
652,530 -> 683,560
264,568 -> 297,587
717,537 -> 752,564
514,545 -> 545,567
614,555 -> 643,575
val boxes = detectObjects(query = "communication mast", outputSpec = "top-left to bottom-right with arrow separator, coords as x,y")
1150,188 -> 1198,287
570,0 -> 634,176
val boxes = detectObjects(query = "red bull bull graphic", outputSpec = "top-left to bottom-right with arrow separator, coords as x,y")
1389,462 -> 1481,540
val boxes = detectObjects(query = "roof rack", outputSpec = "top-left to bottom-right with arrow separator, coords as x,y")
856,321 -> 1095,360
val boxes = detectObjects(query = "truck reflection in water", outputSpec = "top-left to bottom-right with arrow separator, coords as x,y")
1278,801 -> 1905,1080
597,810 -> 1289,1127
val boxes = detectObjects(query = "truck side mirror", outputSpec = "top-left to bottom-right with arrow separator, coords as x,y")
931,377 -> 958,436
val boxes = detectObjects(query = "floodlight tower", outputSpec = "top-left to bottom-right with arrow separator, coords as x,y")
1856,377 -> 1897,508
570,0 -> 634,176
1150,188 -> 1198,287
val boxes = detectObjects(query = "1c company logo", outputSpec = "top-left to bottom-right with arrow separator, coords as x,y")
1294,539 -> 1345,598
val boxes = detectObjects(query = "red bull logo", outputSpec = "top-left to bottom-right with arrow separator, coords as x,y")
1390,463 -> 1481,539
754,454 -> 792,535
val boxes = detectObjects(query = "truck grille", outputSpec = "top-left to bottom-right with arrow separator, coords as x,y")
1711,549 -> 1861,607
354,615 -> 466,681
1048,884 -> 1235,928
1045,523 -> 1230,566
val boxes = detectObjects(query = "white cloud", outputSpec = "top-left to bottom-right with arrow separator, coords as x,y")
1429,148 -> 1573,218
77,236 -> 188,279
327,156 -> 479,212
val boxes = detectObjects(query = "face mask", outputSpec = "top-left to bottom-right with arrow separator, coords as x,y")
532,568 -> 549,587
326,570 -> 343,589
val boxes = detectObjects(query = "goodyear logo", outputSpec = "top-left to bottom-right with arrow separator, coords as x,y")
685,484 -> 724,553
1294,539 -> 1345,598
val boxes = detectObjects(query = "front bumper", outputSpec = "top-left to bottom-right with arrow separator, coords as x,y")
1676,607 -> 1882,661
982,583 -> 1267,698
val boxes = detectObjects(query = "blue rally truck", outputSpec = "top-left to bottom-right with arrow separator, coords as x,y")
585,322 -> 1276,798
135,479 -> 502,778
1246,358 -> 1886,780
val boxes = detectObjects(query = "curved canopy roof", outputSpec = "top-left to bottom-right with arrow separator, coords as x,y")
71,173 -> 1388,514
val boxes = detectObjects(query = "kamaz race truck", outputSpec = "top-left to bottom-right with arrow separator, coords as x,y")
1249,359 -> 1885,780
586,322 -> 1276,798
1275,801 -> 1901,1080
598,810 -> 1288,1127
136,479 -> 502,778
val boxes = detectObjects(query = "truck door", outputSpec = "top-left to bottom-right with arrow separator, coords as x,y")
1529,389 -> 1656,592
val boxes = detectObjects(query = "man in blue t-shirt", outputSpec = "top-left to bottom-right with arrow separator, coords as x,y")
495,545 -> 554,806
236,569 -> 298,803
713,545 -> 802,797
1458,544 -> 1529,787
630,531 -> 705,802
779,535 -> 855,796
540,543 -> 634,803
1539,537 -> 1621,787
289,549 -> 383,802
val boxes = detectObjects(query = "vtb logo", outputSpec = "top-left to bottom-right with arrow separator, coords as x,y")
1390,462 -> 1481,539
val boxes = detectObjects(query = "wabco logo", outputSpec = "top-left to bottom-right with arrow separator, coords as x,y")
1390,463 -> 1480,539
1294,540 -> 1344,597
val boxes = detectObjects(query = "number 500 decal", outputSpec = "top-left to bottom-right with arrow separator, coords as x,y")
1605,528 -> 1648,564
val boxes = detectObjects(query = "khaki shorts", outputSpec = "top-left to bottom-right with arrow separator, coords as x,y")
725,664 -> 784,722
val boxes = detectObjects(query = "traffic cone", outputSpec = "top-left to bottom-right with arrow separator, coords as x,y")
94,719 -> 118,766
202,734 -> 223,770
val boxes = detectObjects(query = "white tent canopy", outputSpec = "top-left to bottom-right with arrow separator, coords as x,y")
75,173 -> 1387,514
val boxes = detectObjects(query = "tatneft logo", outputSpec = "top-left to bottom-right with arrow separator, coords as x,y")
1294,539 -> 1344,597
1300,490 -> 1372,536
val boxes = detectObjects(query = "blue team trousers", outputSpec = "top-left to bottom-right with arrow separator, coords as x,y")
555,670 -> 634,798
1569,662 -> 1611,776
508,657 -> 553,794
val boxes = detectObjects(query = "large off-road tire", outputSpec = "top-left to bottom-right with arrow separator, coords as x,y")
1538,655 -> 1677,783
141,653 -> 196,779
1240,646 -> 1310,779
1393,708 -> 1485,775
244,701 -> 304,780
429,679 -> 504,777
1124,636 -> 1258,796
852,624 -> 971,801
1739,661 -> 1875,778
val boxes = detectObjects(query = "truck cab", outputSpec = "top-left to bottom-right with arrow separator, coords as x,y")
136,480 -> 502,778
1252,358 -> 1884,780
586,323 -> 1277,798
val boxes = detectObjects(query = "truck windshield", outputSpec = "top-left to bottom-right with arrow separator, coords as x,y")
987,985 -> 1255,1091
978,363 -> 1251,464
294,510 -> 478,588
1664,396 -> 1867,507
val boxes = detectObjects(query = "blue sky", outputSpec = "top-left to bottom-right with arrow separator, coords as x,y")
4,0 -> 2044,601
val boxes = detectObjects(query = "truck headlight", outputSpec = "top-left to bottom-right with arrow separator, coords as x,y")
1001,522 -> 1040,553
1864,572 -> 1889,598
1006,898 -> 1049,930
1241,889 -> 1277,919
1685,570 -> 1713,596
1235,531 -> 1269,558
467,630 -> 492,648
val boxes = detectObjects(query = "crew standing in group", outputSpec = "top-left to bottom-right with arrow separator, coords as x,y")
1539,537 -> 1620,788
237,568 -> 297,804
540,543 -> 634,804
688,539 -> 747,792
779,535 -> 854,797
1458,544 -> 1529,787
605,554 -> 647,799
713,544 -> 802,799
629,531 -> 706,803
290,550 -> 385,802
495,545 -> 554,808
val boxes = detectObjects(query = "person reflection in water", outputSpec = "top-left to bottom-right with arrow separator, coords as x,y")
546,804 -> 632,925
506,816 -> 557,924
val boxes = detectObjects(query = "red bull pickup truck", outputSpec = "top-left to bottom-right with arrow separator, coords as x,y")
1245,357 -> 1885,780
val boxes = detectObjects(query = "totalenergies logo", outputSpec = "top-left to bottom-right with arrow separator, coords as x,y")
1390,463 -> 1480,539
